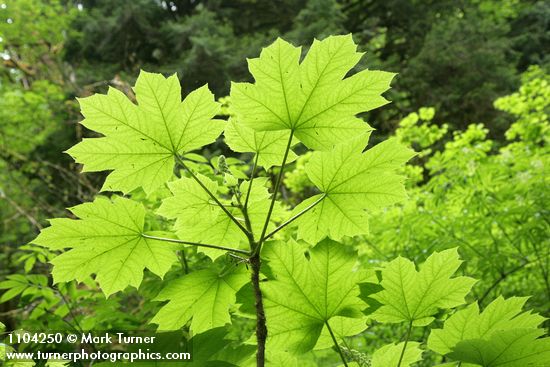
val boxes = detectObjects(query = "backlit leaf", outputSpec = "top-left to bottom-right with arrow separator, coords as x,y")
371,342 -> 423,367
262,239 -> 366,353
293,135 -> 414,243
231,35 -> 394,150
68,71 -> 223,194
151,267 -> 249,333
33,196 -> 178,296
428,296 -> 550,366
370,248 -> 476,326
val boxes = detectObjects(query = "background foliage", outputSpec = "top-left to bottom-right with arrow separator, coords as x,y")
0,0 -> 548,366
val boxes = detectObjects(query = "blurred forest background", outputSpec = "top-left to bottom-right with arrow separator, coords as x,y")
0,0 -> 548,365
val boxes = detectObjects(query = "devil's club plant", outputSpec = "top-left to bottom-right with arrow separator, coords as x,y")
32,35 -> 550,367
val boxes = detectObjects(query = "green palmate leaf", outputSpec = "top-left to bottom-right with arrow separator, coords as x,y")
151,267 -> 249,333
231,34 -> 394,150
262,239 -> 366,354
428,297 -> 550,366
370,248 -> 476,326
68,71 -> 223,194
371,342 -> 423,367
428,297 -> 545,354
293,135 -> 414,244
224,119 -> 297,168
33,196 -> 178,296
157,175 -> 282,259
449,329 -> 550,367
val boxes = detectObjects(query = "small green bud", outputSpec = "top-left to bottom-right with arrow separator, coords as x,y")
218,155 -> 230,174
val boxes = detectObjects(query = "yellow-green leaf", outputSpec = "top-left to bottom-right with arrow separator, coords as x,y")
231,35 -> 394,150
68,71 -> 223,194
33,196 -> 178,296
370,248 -> 476,326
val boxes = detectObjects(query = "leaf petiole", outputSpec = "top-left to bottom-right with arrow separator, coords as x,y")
397,320 -> 413,367
263,193 -> 326,241
253,131 -> 294,256
141,233 -> 250,256
325,320 -> 348,367
244,152 -> 260,211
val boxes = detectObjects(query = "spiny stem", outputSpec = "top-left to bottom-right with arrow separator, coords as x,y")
325,320 -> 348,367
250,253 -> 267,367
253,131 -> 294,256
264,194 -> 326,240
141,233 -> 250,255
176,156 -> 252,239
397,320 -> 413,367
244,152 -> 260,211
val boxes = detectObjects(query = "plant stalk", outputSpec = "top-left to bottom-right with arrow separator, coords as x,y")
263,194 -> 326,240
248,131 -> 294,365
141,233 -> 250,255
250,252 -> 267,367
397,320 -> 413,367
253,131 -> 294,256
244,153 -> 260,211
325,320 -> 348,367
